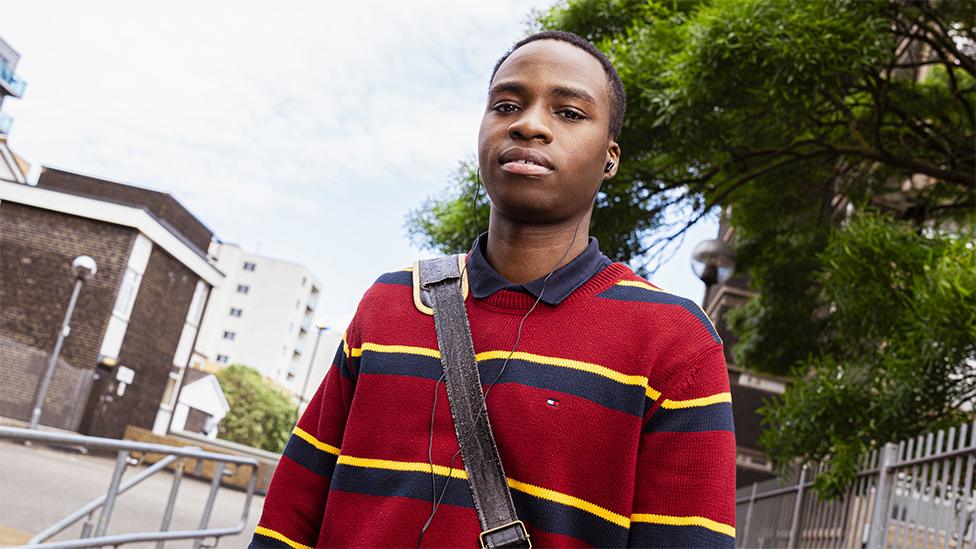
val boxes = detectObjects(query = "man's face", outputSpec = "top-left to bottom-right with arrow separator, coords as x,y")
478,39 -> 620,225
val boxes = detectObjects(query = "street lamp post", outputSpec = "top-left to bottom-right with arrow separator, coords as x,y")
298,323 -> 328,413
691,238 -> 735,288
28,255 -> 97,430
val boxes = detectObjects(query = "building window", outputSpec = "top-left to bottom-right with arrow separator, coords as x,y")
216,354 -> 229,364
243,261 -> 257,271
229,307 -> 243,317
222,331 -> 236,340
237,284 -> 250,294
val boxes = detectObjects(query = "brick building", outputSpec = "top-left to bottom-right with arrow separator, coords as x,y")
0,167 -> 222,439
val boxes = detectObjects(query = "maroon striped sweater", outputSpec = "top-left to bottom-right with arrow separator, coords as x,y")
250,260 -> 735,548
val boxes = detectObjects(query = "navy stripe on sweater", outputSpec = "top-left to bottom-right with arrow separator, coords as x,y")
628,522 -> 735,548
249,533 -> 294,548
329,464 -> 629,547
645,402 -> 735,433
359,349 -> 645,417
375,270 -> 412,286
283,434 -> 338,478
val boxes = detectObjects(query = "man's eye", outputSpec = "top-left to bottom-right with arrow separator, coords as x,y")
559,109 -> 586,120
493,103 -> 518,113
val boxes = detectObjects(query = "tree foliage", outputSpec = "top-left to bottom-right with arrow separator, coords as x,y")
405,0 -> 976,491
408,0 -> 974,271
759,213 -> 975,495
216,365 -> 298,453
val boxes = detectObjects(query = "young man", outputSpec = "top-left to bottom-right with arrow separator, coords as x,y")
251,31 -> 735,548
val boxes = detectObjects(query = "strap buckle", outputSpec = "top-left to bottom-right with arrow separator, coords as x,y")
479,520 -> 531,549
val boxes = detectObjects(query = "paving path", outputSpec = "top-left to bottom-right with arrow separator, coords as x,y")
0,439 -> 264,548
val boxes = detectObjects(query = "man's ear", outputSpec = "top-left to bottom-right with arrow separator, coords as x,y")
603,141 -> 622,180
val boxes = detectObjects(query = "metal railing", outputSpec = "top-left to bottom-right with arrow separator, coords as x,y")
737,421 -> 976,549
0,426 -> 259,548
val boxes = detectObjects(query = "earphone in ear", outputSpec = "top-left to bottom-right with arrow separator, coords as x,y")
604,160 -> 615,173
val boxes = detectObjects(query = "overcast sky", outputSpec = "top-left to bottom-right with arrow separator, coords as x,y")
2,1 -> 716,329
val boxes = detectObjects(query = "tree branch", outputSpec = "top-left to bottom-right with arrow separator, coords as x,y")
830,144 -> 975,188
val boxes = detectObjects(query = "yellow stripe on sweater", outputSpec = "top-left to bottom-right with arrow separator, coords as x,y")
352,342 -> 648,388
337,453 -> 629,528
254,526 -> 313,549
338,455 -> 468,479
631,513 -> 735,538
292,427 -> 340,456
644,389 -> 732,410
616,279 -> 666,292
360,341 -> 440,358
474,350 -> 647,387
661,392 -> 732,409
508,478 -> 631,528
342,332 -> 360,358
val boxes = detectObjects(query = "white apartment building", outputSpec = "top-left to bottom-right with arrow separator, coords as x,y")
193,241 -> 325,396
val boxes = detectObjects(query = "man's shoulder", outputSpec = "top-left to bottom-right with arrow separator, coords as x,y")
358,264 -> 415,307
343,265 -> 421,340
595,266 -> 722,348
370,265 -> 415,289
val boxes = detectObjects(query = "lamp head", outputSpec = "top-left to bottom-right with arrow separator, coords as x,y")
71,255 -> 97,280
691,239 -> 735,286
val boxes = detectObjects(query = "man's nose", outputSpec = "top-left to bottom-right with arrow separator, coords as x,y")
508,106 -> 553,143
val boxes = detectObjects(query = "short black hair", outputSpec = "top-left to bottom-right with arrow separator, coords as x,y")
490,30 -> 626,139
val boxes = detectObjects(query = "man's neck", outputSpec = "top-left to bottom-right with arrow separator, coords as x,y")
485,210 -> 592,285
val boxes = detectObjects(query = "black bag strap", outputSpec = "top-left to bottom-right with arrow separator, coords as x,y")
418,256 -> 531,549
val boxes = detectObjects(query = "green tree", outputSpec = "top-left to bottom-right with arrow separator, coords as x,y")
409,0 -> 974,273
758,213 -> 975,495
406,0 -> 976,491
216,365 -> 298,453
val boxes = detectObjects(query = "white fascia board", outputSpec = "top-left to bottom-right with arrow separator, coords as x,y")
210,375 -> 230,413
0,181 -> 223,286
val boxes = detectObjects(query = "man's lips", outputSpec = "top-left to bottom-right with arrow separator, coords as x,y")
498,147 -> 554,176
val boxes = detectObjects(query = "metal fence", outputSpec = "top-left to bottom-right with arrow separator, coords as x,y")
737,421 -> 976,549
0,426 -> 259,548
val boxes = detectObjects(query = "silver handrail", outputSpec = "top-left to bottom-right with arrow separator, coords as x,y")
0,426 -> 259,548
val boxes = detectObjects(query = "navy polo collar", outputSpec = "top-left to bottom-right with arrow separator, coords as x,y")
466,232 -> 612,306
